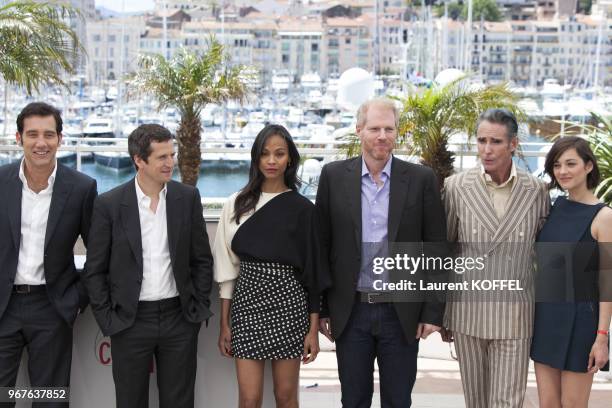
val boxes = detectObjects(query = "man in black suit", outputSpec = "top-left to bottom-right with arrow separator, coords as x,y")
83,124 -> 213,408
0,102 -> 97,407
316,98 -> 447,407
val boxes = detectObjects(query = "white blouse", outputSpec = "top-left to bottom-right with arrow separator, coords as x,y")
213,190 -> 287,299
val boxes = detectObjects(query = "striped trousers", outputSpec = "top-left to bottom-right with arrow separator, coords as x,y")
454,333 -> 531,408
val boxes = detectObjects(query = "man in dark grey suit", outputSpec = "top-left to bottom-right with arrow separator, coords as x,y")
84,124 -> 213,408
316,98 -> 448,407
0,102 -> 97,407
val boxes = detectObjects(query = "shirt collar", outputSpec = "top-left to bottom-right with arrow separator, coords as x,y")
18,158 -> 58,191
135,176 -> 167,204
361,155 -> 393,178
480,162 -> 517,187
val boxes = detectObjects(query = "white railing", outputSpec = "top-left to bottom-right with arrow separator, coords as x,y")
0,136 -> 553,172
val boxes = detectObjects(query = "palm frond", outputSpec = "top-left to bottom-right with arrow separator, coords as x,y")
0,1 -> 84,93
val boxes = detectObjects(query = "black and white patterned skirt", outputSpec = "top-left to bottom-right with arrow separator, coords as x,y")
231,260 -> 309,360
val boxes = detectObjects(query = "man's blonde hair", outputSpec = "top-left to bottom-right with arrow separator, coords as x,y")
355,98 -> 399,129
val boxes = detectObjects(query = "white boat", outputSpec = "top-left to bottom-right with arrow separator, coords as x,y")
83,117 -> 115,139
286,107 -> 304,127
300,72 -> 322,91
93,152 -> 132,170
271,70 -> 292,93
200,152 -> 250,170
540,79 -> 566,100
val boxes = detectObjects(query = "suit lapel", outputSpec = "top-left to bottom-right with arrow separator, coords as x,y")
165,181 -> 182,267
489,169 -> 537,249
120,180 -> 143,274
388,157 -> 410,242
7,166 -> 22,252
344,158 -> 362,253
459,168 -> 498,236
45,165 -> 73,250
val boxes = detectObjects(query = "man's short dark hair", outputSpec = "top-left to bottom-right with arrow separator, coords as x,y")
476,108 -> 519,141
128,124 -> 173,170
17,102 -> 63,135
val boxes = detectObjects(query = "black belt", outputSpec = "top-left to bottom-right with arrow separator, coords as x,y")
13,284 -> 46,294
357,292 -> 395,304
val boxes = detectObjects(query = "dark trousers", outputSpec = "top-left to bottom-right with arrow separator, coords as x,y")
110,297 -> 200,408
335,301 -> 418,408
0,290 -> 72,408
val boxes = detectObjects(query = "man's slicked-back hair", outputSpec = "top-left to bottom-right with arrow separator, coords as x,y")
476,108 -> 519,140
128,124 -> 173,170
17,102 -> 63,135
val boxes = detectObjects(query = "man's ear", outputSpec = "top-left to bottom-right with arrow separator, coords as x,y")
133,155 -> 144,171
510,136 -> 518,153
15,132 -> 22,146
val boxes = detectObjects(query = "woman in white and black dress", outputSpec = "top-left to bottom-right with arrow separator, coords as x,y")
213,124 -> 330,408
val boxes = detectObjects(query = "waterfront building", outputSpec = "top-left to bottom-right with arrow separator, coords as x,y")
86,16 -> 146,83
81,1 -> 611,87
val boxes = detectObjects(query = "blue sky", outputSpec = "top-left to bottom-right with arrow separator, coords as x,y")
95,0 -> 155,12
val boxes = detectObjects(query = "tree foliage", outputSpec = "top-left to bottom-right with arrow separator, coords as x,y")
554,114 -> 612,204
341,76 -> 524,187
0,1 -> 83,94
131,38 -> 252,185
396,77 -> 522,186
436,0 -> 503,22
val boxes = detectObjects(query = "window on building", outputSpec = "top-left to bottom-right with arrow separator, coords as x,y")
345,38 -> 351,45
282,54 -> 289,63
312,43 -> 318,52
310,55 -> 319,68
108,35 -> 116,42
93,34 -> 101,42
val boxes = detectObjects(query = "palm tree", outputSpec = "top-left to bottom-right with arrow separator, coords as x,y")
131,39 -> 251,186
397,77 -> 524,188
0,1 -> 82,93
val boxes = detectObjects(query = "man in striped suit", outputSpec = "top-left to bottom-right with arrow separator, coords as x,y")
442,109 -> 550,407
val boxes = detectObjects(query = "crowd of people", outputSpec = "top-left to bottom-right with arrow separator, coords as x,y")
0,100 -> 610,408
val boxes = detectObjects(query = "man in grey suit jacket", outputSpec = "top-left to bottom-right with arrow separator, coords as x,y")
0,102 -> 97,407
442,109 -> 550,408
84,124 -> 213,408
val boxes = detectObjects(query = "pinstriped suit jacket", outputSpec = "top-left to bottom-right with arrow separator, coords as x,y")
442,166 -> 550,339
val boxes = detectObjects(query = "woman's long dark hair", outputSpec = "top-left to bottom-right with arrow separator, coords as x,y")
233,124 -> 301,223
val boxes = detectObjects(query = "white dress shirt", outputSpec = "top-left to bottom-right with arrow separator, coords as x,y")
135,177 -> 179,301
15,159 -> 57,285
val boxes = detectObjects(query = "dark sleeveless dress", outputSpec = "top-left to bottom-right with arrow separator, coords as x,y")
531,196 -> 608,372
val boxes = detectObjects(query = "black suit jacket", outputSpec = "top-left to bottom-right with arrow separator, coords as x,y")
0,161 -> 97,326
315,156 -> 448,342
83,178 -> 214,336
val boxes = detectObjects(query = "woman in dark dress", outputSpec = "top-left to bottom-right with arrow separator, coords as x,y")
531,136 -> 612,408
213,124 -> 329,408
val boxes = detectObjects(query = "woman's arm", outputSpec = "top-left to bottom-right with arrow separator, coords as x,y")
218,298 -> 232,357
589,207 -> 612,372
303,312 -> 320,364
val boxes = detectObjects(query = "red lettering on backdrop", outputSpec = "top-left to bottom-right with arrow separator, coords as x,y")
99,341 -> 111,365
